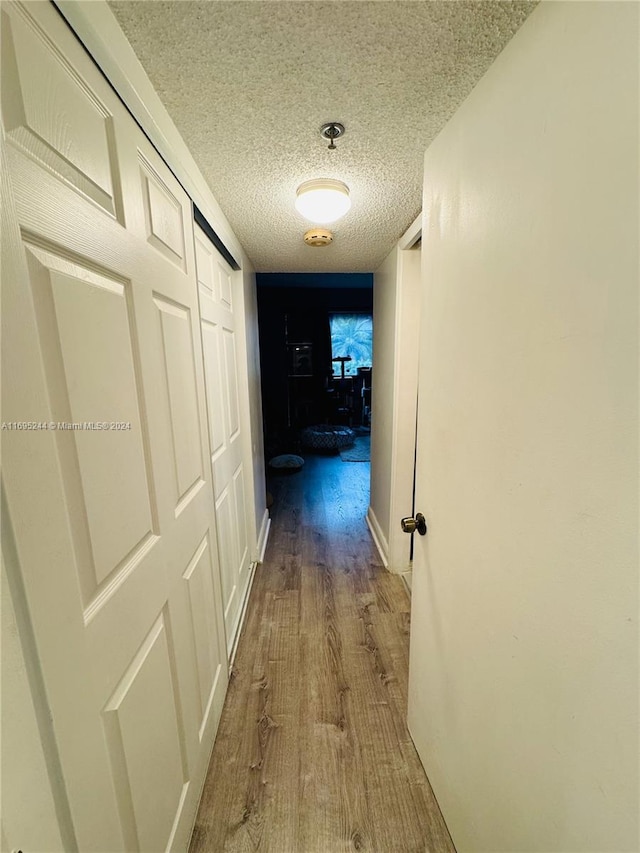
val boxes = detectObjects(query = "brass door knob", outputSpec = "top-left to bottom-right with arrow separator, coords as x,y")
400,513 -> 427,536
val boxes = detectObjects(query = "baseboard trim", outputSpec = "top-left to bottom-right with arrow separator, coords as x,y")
227,560 -> 257,671
366,506 -> 389,569
228,511 -> 270,670
257,509 -> 271,564
401,570 -> 413,594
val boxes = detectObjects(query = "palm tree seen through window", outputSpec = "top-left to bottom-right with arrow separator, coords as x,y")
329,313 -> 373,377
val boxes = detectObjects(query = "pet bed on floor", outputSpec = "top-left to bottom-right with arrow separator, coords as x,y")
268,454 -> 304,473
300,424 -> 355,451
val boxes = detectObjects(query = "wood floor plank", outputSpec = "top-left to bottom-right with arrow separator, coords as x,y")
190,452 -> 455,853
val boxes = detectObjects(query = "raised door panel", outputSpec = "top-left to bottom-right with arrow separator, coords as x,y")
194,232 -> 215,297
217,260 -> 232,311
1,561 -> 66,853
140,154 -> 186,270
23,241 -> 156,603
201,320 -> 227,468
223,327 -> 240,440
214,488 -> 238,622
233,465 -> 248,573
103,614 -> 187,853
182,536 -> 226,739
154,296 -> 205,509
1,6 -> 121,218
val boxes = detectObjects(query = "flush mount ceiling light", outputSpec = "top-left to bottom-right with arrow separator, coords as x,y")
295,178 -> 351,224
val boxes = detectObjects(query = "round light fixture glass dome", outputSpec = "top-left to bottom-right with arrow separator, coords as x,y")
295,178 -> 351,224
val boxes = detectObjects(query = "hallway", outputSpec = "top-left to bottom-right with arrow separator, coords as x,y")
190,453 -> 454,853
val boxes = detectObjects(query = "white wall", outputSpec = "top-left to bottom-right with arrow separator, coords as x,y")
369,235 -> 422,575
409,1 -> 639,850
369,246 -> 398,563
241,256 -> 268,556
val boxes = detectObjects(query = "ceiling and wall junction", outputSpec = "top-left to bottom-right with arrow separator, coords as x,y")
108,1 -> 537,272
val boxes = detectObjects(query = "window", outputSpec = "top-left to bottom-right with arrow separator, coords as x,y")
329,313 -> 373,377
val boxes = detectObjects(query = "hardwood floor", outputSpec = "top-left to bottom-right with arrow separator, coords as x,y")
190,452 -> 455,853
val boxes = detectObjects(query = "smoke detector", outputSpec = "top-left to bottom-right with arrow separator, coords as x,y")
303,228 -> 333,247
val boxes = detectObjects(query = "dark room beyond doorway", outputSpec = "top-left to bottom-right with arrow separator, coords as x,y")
256,273 -> 373,462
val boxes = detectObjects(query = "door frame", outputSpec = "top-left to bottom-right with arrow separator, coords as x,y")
368,214 -> 422,588
388,218 -> 422,590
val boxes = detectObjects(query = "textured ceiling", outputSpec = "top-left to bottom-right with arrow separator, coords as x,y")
109,0 -> 537,273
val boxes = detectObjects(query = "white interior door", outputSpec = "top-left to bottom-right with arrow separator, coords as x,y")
1,2 -> 227,850
194,226 -> 251,654
406,4 -> 638,850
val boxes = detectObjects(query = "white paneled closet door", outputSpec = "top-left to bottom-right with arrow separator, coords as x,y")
1,2 -> 227,850
194,226 -> 251,654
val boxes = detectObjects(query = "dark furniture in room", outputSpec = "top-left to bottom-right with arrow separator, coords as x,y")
256,275 -> 373,457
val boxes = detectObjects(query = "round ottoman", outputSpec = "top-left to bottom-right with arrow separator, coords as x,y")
268,454 -> 304,474
300,424 -> 355,452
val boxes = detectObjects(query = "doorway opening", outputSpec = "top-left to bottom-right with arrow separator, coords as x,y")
256,273 -> 373,456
